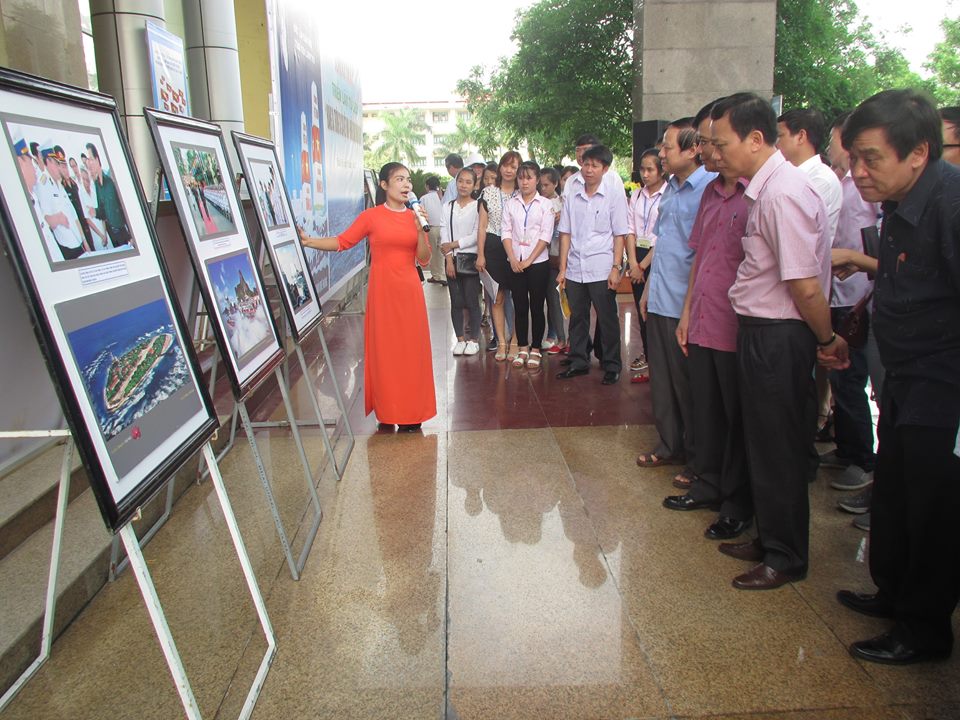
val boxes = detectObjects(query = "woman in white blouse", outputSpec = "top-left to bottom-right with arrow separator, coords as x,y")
441,169 -> 482,355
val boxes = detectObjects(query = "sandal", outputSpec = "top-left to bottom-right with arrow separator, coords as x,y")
527,349 -> 542,369
495,344 -> 507,362
513,350 -> 529,368
636,452 -> 683,468
673,468 -> 697,489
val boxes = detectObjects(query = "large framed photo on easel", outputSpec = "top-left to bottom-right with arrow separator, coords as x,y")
144,109 -> 284,401
0,67 -> 217,532
231,131 -> 322,342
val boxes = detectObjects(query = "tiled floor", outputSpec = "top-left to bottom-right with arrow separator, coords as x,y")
1,284 -> 957,719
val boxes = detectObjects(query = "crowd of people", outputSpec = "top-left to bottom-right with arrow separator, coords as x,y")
302,89 -> 960,668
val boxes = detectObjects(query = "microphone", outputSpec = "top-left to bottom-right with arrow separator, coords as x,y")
405,191 -> 431,232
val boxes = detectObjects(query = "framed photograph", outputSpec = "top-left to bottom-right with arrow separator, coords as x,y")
0,67 -> 217,532
232,131 -> 322,342
144,109 -> 284,400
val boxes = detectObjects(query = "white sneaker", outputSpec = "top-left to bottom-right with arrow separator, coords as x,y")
453,341 -> 466,356
464,340 -> 479,355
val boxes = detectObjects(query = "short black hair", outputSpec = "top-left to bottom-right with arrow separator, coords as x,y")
842,89 -> 942,161
694,99 -> 725,130
425,175 -> 440,190
444,153 -> 464,170
941,107 -> 960,143
778,108 -> 827,152
710,92 -> 777,146
574,133 -> 602,147
517,160 -> 541,178
582,144 -> 613,167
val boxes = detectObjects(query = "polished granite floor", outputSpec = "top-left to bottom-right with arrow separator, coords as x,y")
2,284 -> 957,720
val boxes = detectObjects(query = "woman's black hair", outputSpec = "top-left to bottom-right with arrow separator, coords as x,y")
539,166 -> 560,191
517,160 -> 541,179
495,150 -> 523,188
639,147 -> 666,181
374,162 -> 407,205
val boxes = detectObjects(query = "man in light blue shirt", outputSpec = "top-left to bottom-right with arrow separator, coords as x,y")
442,153 -> 463,204
557,145 -> 629,384
637,119 -> 717,477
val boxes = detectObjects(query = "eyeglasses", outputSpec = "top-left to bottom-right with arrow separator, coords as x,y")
944,144 -> 960,149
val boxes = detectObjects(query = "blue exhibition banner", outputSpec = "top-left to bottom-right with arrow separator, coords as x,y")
271,1 -> 365,302
145,21 -> 190,116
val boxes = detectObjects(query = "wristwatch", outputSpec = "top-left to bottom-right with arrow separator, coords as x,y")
817,332 -> 837,347
613,263 -> 623,271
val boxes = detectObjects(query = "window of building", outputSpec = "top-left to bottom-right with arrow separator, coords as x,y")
433,134 -> 447,146
414,156 -> 427,167
432,111 -> 449,124
79,0 -> 98,90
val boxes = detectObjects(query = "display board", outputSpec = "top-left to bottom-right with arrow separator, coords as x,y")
270,0 -> 366,302
0,68 -> 217,532
231,131 -> 322,342
145,21 -> 190,117
145,109 -> 284,401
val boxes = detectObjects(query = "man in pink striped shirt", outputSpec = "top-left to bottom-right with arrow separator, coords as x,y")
707,93 -> 848,591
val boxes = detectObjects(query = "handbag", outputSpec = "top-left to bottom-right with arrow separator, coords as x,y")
449,201 -> 478,275
837,291 -> 872,349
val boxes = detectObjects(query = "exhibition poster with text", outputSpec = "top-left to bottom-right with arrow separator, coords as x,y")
272,0 -> 365,303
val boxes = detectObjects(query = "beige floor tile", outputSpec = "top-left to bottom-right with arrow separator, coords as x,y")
445,429 -> 670,720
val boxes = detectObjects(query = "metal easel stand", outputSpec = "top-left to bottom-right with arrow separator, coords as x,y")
119,441 -> 276,720
0,430 -> 73,712
237,365 -> 323,581
295,323 -> 355,481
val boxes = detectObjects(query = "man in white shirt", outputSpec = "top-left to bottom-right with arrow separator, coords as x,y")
421,176 -> 446,284
442,154 -> 464,205
777,109 -> 842,240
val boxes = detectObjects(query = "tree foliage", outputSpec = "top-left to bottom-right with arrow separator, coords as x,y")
925,16 -> 960,105
456,0 -> 633,163
366,109 -> 428,167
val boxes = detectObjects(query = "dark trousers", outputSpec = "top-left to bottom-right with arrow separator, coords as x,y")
870,385 -> 960,653
687,343 -> 752,520
829,307 -> 876,470
507,260 -> 550,348
738,318 -> 816,574
647,313 -> 693,462
630,248 -> 651,356
545,264 -> 566,343
565,279 -> 621,373
447,271 -> 481,338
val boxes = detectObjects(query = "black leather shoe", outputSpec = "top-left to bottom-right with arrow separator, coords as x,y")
601,371 -> 620,385
662,494 -> 720,511
718,538 -> 763,561
732,563 -> 805,590
377,423 -> 395,432
397,423 -> 422,432
704,516 -> 751,540
556,367 -> 588,379
836,590 -> 895,619
849,632 -> 950,665
559,358 -> 573,366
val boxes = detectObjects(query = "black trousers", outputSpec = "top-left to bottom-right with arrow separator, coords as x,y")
647,313 -> 693,462
447,271 -> 481,339
738,318 -> 816,574
870,383 -> 960,653
828,307 -> 876,470
565,279 -> 621,373
629,247 -> 651,356
506,260 -> 550,347
687,344 -> 752,520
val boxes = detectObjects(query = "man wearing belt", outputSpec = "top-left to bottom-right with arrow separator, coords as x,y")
836,89 -> 960,665
707,93 -> 848,590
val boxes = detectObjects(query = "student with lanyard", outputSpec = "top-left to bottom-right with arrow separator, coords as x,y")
625,148 -> 666,378
501,161 -> 555,369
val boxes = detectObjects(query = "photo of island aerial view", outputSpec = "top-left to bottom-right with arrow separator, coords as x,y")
171,142 -> 237,240
206,249 -> 274,369
274,241 -> 313,312
66,297 -> 190,442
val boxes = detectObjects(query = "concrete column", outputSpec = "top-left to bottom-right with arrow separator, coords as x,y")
633,0 -> 777,123
0,0 -> 87,86
182,0 -> 245,170
90,0 -> 167,198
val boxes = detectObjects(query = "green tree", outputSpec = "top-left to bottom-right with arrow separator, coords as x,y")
369,109 -> 428,166
924,16 -> 960,105
457,0 -> 633,162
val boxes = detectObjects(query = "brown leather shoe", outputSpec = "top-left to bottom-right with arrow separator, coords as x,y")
718,538 -> 763,561
732,563 -> 805,590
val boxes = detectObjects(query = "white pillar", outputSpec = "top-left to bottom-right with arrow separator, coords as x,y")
90,0 -> 167,198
